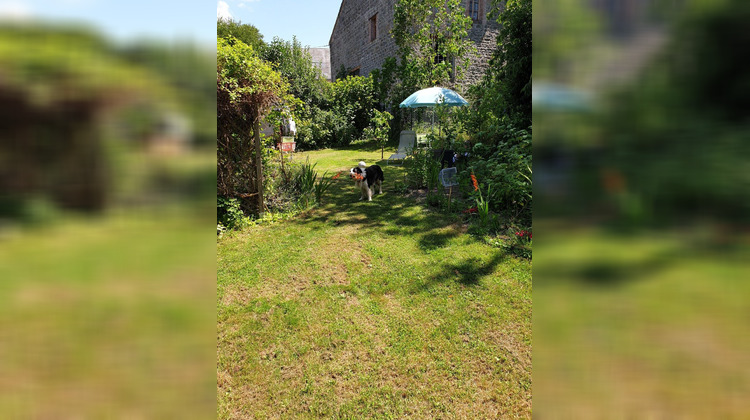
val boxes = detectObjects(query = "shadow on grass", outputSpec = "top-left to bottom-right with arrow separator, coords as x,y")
292,160 -> 468,256
534,242 -> 716,288
418,231 -> 459,250
413,252 -> 508,292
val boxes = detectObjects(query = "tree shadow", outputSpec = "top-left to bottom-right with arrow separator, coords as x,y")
294,172 -> 465,252
533,245 -> 682,288
413,252 -> 508,292
287,144 -> 477,261
417,231 -> 460,251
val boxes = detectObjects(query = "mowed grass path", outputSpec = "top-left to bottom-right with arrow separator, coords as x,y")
217,144 -> 532,418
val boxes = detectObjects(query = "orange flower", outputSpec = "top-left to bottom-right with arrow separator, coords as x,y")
471,174 -> 479,191
332,171 -> 342,180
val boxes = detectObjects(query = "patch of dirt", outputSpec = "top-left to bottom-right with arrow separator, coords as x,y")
483,325 -> 532,369
221,283 -> 252,306
319,262 -> 350,285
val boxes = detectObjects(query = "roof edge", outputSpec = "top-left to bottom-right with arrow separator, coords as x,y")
329,0 -> 347,46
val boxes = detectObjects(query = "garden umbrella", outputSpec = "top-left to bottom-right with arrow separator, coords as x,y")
399,87 -> 468,138
399,86 -> 469,108
532,82 -> 593,112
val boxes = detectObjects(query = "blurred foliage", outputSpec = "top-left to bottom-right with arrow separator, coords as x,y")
532,0 -> 602,82
534,1 -> 750,419
599,0 -> 750,226
1,23 -> 214,219
0,22 -> 216,420
0,24 -> 171,103
118,41 -> 216,148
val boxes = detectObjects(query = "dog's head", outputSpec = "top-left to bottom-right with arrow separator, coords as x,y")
349,167 -> 365,182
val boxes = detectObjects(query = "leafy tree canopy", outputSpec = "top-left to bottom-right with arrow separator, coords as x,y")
217,37 -> 288,125
484,0 -> 531,128
217,18 -> 265,50
261,36 -> 329,110
0,24 -> 175,106
391,0 -> 475,88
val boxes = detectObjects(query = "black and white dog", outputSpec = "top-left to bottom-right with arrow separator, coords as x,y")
349,161 -> 384,201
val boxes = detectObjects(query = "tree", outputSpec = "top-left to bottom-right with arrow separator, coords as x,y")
483,0 -> 532,128
531,0 -> 601,82
261,36 -> 329,110
217,18 -> 265,50
391,0 -> 475,88
362,109 -> 393,159
217,37 -> 290,214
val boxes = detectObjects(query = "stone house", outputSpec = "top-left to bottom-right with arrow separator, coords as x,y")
329,0 -> 500,86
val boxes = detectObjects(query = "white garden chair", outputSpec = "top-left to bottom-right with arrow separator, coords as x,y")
388,130 -> 416,165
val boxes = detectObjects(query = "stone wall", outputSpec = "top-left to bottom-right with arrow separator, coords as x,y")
329,0 -> 399,80
307,47 -> 332,81
330,0 -> 500,86
462,19 -> 500,88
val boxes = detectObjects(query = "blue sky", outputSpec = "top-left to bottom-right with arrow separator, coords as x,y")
0,0 -> 217,46
217,0 -> 343,48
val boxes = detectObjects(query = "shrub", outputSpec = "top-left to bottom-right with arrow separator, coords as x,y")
217,196 -> 251,230
463,125 -> 531,225
294,76 -> 376,149
403,147 -> 441,190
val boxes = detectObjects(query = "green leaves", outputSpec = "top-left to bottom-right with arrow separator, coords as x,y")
391,0 -> 476,88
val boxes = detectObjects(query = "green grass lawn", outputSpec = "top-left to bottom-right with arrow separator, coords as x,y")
0,209 -> 216,418
533,225 -> 750,418
0,149 -> 217,418
217,145 -> 532,418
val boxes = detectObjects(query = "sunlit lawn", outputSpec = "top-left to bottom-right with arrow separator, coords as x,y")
217,144 -> 532,418
0,209 -> 216,418
0,149 -> 216,418
534,225 -> 750,418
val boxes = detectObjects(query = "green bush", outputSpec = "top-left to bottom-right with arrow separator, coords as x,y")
403,148 -> 441,190
217,196 -> 251,230
293,75 -> 376,149
463,125 -> 531,226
